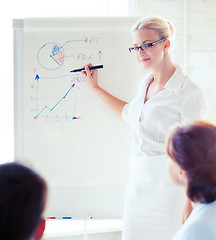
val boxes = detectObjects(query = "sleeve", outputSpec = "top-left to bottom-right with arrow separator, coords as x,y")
181,85 -> 208,120
121,103 -> 130,122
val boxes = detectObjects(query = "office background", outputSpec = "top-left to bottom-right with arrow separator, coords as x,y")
1,0 -> 216,239
1,0 -> 216,162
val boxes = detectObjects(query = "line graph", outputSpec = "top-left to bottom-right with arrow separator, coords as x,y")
34,83 -> 79,120
33,73 -> 81,120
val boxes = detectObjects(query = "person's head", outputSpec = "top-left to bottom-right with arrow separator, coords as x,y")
166,120 -> 216,204
0,162 -> 47,240
129,16 -> 175,69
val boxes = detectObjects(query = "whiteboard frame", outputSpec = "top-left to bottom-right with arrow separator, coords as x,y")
13,19 -> 24,159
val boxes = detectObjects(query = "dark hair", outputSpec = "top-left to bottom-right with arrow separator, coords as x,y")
166,120 -> 216,204
0,162 -> 47,240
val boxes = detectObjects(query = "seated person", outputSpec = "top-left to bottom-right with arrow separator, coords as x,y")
0,162 -> 47,240
166,120 -> 216,240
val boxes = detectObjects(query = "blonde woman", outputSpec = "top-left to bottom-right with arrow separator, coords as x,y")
83,16 -> 207,240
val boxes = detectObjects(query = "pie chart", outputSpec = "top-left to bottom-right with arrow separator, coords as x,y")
37,42 -> 65,70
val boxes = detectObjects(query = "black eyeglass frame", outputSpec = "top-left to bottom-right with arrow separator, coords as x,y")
129,38 -> 167,53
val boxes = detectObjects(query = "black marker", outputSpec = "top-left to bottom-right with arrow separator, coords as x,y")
70,65 -> 103,73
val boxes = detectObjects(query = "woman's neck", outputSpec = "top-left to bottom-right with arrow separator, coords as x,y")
151,55 -> 176,86
192,201 -> 198,208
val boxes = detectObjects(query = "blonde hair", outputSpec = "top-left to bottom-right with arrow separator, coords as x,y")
132,16 -> 175,41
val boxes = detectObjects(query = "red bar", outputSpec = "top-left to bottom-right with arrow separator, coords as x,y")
47,217 -> 56,219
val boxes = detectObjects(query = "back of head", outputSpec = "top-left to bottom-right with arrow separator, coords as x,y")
166,120 -> 216,203
0,162 -> 47,240
132,15 -> 175,41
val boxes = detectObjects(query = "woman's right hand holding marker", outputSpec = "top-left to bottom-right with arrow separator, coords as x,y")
83,63 -> 99,91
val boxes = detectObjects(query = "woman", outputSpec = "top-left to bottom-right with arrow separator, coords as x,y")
83,16 -> 207,240
166,120 -> 216,239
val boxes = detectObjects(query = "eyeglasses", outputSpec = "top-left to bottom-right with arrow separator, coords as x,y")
129,38 -> 167,53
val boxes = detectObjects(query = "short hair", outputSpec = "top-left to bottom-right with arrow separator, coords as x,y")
0,162 -> 47,240
166,120 -> 216,204
132,15 -> 175,41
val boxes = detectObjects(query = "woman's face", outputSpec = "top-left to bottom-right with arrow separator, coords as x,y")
168,159 -> 187,187
132,28 -> 166,69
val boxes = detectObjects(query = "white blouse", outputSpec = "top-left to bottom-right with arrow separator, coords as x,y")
172,200 -> 216,240
122,65 -> 207,157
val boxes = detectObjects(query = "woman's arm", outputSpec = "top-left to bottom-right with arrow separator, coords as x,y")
83,63 -> 128,116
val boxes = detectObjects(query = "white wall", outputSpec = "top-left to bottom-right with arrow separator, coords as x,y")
187,0 -> 216,121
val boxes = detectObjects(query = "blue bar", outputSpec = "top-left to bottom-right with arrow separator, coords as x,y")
62,216 -> 72,219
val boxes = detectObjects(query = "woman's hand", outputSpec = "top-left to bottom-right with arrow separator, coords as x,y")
82,63 -> 99,91
182,198 -> 193,224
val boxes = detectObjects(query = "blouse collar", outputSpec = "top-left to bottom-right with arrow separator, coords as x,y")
142,64 -> 186,96
164,64 -> 186,96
